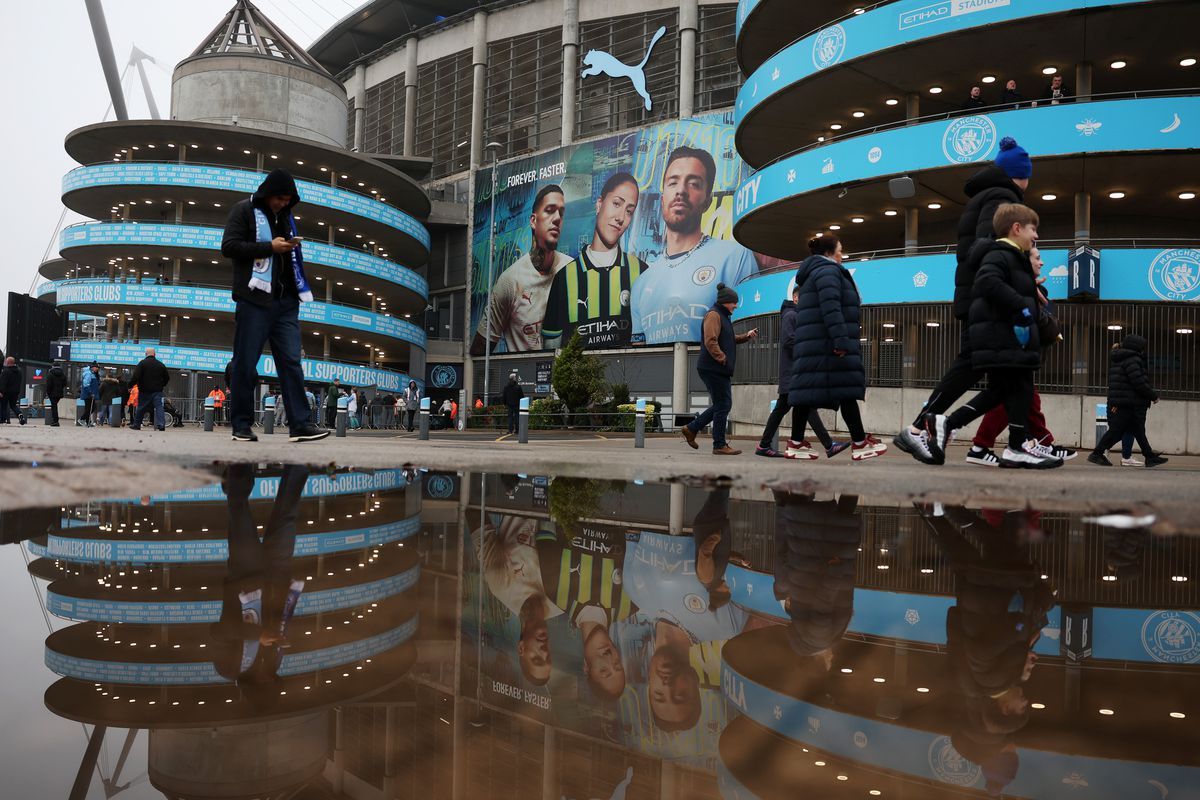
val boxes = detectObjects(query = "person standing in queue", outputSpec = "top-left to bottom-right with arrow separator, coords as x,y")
502,373 -> 525,436
129,347 -> 169,431
681,283 -> 758,456
0,357 -> 24,425
403,380 -> 421,432
45,360 -> 66,427
785,235 -> 887,461
220,168 -> 329,443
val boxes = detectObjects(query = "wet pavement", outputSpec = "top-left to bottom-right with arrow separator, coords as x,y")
1,464 -> 1198,799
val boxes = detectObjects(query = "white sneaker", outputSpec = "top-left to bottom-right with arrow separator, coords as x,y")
894,427 -> 938,465
1000,439 -> 1064,469
1120,457 -> 1144,467
965,446 -> 1001,467
785,439 -> 819,460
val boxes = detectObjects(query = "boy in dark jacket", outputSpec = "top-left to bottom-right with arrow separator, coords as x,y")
931,204 -> 1063,469
755,285 -> 847,459
0,357 -> 24,424
1089,335 -> 1168,467
221,168 -> 328,444
682,283 -> 758,456
45,362 -> 67,426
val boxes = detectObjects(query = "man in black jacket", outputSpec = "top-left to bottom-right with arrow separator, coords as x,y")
130,347 -> 170,431
930,204 -> 1062,469
501,373 -> 524,435
221,168 -> 328,444
896,137 -> 1032,464
0,357 -> 25,425
45,361 -> 67,426
1089,335 -> 1168,467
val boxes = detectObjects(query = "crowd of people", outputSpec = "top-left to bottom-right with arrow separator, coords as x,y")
960,74 -> 1074,112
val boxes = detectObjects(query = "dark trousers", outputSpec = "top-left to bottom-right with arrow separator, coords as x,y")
912,328 -> 979,428
973,389 -> 1052,448
325,406 -> 336,428
48,397 -> 61,425
507,407 -> 519,434
689,370 -> 733,450
0,396 -> 21,423
231,297 -> 310,434
82,397 -> 95,424
131,391 -> 165,429
1095,405 -> 1154,457
945,369 -> 1034,447
788,400 -> 867,443
407,409 -> 418,431
759,392 -> 834,449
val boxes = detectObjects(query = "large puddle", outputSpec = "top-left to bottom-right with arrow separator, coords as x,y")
1,464 -> 1196,799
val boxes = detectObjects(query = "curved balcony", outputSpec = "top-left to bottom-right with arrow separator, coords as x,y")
735,0 -> 1187,167
733,94 -> 1200,259
734,0 -> 867,74
55,221 -> 428,315
44,338 -> 417,392
62,161 -> 431,269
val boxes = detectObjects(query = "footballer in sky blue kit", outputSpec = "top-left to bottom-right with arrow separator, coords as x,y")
630,146 -> 760,345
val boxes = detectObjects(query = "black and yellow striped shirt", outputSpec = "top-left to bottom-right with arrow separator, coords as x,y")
542,247 -> 645,348
536,525 -> 635,622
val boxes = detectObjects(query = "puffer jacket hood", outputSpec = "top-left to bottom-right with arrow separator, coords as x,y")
963,165 -> 1023,200
253,169 -> 300,211
1121,333 -> 1147,352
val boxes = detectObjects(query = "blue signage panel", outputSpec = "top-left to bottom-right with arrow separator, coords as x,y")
734,97 -> 1200,216
60,222 -> 429,296
48,279 -> 425,346
65,340 -> 416,392
62,163 -> 430,250
732,248 -> 1200,318
737,0 -> 1154,122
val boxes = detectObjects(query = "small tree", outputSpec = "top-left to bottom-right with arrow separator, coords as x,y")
552,332 -> 608,423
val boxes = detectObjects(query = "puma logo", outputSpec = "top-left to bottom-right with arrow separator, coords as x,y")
581,27 -> 668,111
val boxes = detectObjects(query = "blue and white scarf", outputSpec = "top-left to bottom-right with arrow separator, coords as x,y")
250,205 -> 314,302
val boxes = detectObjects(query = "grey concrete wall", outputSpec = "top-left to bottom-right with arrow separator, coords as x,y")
172,56 -> 348,147
730,385 -> 1200,455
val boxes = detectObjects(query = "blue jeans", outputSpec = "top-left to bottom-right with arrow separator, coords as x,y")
689,369 -> 733,450
132,391 -> 164,429
231,296 -> 311,434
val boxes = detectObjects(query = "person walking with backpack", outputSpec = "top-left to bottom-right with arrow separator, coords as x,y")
783,236 -> 886,461
756,283 -> 849,459
681,283 -> 759,456
1088,335 -> 1168,467
0,357 -> 25,425
45,361 -> 67,427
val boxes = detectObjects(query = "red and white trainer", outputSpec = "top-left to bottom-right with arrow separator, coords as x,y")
851,435 -> 888,461
785,439 -> 819,460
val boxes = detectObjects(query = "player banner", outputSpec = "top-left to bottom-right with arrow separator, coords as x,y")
470,112 -> 779,353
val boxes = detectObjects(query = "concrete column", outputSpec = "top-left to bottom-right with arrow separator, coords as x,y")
353,64 -> 367,152
470,12 -> 488,169
330,708 -> 346,793
904,207 -> 919,255
905,93 -> 920,125
326,281 -> 334,303
403,38 -> 419,157
671,341 -> 688,429
669,482 -> 685,536
323,334 -> 331,360
1074,191 -> 1091,245
255,153 -> 264,172
561,0 -> 580,146
1075,61 -> 1093,103
169,316 -> 178,346
542,725 -> 557,800
679,0 -> 698,120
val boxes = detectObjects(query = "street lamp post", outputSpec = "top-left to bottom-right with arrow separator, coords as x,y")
481,142 -> 502,407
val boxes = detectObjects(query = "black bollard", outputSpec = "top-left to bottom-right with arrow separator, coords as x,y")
263,396 -> 276,435
110,397 -> 122,428
418,397 -> 430,441
517,397 -> 530,444
203,397 -> 215,432
634,398 -> 646,448
335,396 -> 348,437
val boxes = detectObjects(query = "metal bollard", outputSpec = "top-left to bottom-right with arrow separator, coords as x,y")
518,397 -> 530,444
76,398 -> 86,426
43,399 -> 53,426
110,396 -> 122,428
1096,402 -> 1108,451
203,396 -> 215,432
263,396 -> 276,435
768,399 -> 780,452
418,397 -> 430,440
335,395 -> 348,437
634,399 -> 647,448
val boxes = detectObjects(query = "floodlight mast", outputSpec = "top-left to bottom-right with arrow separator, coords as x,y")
84,0 -> 129,121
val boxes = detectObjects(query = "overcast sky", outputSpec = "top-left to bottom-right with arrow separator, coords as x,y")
0,0 -> 363,346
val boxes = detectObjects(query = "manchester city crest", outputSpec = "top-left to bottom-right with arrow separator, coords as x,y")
1148,248 -> 1200,301
942,115 -> 998,164
693,265 -> 717,286
812,25 -> 847,69
928,736 -> 982,787
426,474 -> 455,499
1141,610 -> 1200,664
431,364 -> 458,388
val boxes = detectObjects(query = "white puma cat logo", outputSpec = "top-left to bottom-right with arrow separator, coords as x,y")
581,27 -> 668,111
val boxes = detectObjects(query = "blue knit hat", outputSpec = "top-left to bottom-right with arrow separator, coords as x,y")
995,137 -> 1032,179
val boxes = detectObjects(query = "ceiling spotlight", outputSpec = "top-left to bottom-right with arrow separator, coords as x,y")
852,111 -> 866,118
1042,66 -> 1058,75
830,123 -> 843,130
1108,191 -> 1126,199
1110,60 -> 1127,69
853,6 -> 865,13
928,86 -> 943,94
884,209 -> 898,216
1031,703 -> 1047,710
926,321 -> 941,328
885,98 -> 899,106
1181,57 -> 1197,67
851,217 -> 865,223
1170,712 -> 1187,719
981,75 -> 996,83
927,202 -> 942,210
829,224 -> 842,230
1179,192 -> 1196,200
1177,328 -> 1195,335
1107,324 -> 1123,331
1098,709 -> 1115,716
1041,193 -> 1057,201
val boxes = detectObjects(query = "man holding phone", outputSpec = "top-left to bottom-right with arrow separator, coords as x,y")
221,168 -> 329,443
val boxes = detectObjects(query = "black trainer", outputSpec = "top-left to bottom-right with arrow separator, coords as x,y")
289,424 -> 331,443
1145,454 -> 1169,468
231,429 -> 258,442
1087,452 -> 1112,466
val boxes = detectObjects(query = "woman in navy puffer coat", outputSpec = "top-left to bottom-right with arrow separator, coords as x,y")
786,235 -> 886,459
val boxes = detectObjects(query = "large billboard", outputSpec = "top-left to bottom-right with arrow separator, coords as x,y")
469,112 -> 780,353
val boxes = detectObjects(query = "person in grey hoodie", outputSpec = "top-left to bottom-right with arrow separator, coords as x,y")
403,380 -> 421,432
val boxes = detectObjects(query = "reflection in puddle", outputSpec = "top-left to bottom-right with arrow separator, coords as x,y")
1,468 -> 1196,798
